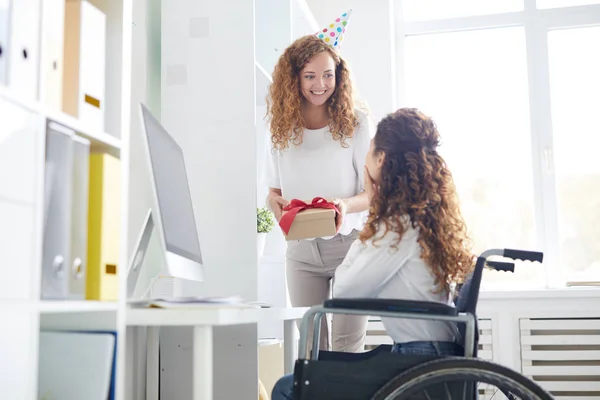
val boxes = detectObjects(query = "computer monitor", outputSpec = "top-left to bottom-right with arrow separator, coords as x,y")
127,103 -> 204,299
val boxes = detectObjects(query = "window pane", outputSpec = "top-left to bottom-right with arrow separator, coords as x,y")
548,26 -> 600,282
403,0 -> 523,22
537,0 -> 600,9
404,27 -> 543,288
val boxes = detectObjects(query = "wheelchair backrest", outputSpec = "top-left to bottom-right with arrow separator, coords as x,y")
453,256 -> 486,357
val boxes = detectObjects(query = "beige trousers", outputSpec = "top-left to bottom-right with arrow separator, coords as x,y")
286,230 -> 368,353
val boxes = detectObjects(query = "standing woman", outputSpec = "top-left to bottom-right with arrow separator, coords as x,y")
264,11 -> 373,353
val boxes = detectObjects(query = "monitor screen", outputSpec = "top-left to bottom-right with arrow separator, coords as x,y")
140,104 -> 203,264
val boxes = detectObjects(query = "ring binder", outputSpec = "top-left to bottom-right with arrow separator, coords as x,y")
41,122 -> 74,299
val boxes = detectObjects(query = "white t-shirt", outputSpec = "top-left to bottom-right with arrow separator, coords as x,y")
333,223 -> 460,344
263,109 -> 374,238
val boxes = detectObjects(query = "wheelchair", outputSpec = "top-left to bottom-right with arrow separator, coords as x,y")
291,248 -> 555,399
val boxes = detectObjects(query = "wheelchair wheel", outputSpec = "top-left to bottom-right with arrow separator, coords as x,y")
371,357 -> 553,400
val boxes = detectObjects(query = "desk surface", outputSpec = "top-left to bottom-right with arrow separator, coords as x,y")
126,306 -> 309,326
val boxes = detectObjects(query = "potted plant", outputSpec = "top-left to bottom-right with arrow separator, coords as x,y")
257,207 -> 275,258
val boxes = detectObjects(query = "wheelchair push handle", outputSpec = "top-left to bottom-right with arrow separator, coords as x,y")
502,249 -> 544,263
485,261 -> 515,273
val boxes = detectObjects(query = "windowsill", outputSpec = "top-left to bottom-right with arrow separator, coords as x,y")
479,286 -> 600,300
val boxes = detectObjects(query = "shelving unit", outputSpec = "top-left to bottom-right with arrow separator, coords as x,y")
38,300 -> 119,313
0,85 -> 121,156
0,0 -> 131,399
0,0 -> 320,398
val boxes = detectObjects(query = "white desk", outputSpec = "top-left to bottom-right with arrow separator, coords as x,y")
127,306 -> 309,400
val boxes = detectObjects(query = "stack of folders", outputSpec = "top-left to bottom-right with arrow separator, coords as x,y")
0,0 -> 107,117
41,122 -> 120,301
38,330 -> 116,400
41,122 -> 90,300
0,0 -> 41,100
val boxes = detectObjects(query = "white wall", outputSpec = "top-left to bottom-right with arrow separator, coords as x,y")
306,0 -> 396,124
127,0 -> 166,301
128,0 -> 154,258
160,2 -> 259,399
292,0 -> 319,39
128,1 -> 260,398
161,0 -> 258,301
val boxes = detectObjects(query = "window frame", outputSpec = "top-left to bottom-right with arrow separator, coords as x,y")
393,0 -> 600,288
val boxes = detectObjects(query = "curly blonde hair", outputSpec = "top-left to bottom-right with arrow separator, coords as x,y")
266,35 -> 358,151
360,108 -> 474,292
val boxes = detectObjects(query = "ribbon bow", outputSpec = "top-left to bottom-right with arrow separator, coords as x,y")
279,197 -> 340,235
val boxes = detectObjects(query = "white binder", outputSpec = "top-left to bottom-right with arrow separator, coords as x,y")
7,0 -> 41,100
41,122 -> 74,299
69,135 -> 90,299
63,0 -> 106,128
0,0 -> 10,85
39,0 -> 65,110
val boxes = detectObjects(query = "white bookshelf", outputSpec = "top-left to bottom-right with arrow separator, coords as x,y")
0,0 -> 131,399
0,0 -> 320,398
0,85 -> 121,156
38,300 -> 119,313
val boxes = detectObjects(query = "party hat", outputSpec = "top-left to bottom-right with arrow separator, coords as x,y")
314,9 -> 352,52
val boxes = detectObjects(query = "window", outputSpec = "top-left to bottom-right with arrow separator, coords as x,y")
402,0 -> 522,22
397,1 -> 600,288
537,0 -> 600,9
548,26 -> 600,282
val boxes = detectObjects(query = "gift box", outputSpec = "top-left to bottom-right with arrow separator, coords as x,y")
279,197 -> 339,241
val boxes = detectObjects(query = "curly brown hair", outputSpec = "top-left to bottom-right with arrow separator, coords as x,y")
266,35 -> 358,151
360,108 -> 474,292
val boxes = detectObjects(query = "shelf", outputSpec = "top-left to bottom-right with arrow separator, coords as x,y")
255,61 -> 273,83
480,287 -> 600,300
258,338 -> 282,347
38,300 -> 118,313
127,306 -> 309,327
0,85 -> 121,158
46,110 -> 121,158
39,301 -> 118,331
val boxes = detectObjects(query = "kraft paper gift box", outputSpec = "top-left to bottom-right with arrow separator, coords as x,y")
279,198 -> 339,241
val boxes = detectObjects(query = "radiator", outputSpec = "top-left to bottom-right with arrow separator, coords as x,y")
520,318 -> 600,399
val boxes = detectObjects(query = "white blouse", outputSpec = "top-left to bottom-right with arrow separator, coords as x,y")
334,224 -> 460,344
263,109 -> 374,238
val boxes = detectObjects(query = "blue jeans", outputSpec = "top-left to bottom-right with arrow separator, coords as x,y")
270,341 -> 463,400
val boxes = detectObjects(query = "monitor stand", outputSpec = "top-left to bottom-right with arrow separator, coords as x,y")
127,208 -> 155,299
127,209 -> 203,301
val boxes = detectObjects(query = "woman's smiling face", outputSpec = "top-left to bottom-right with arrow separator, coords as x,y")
299,51 -> 336,107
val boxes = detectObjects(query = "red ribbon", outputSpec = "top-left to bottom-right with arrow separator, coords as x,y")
279,197 -> 340,235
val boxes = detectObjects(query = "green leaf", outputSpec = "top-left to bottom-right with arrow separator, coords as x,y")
257,207 -> 275,233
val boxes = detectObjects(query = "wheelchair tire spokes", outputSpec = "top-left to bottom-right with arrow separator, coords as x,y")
370,358 -> 553,400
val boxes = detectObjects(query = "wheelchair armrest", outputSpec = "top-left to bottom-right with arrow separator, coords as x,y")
323,298 -> 458,317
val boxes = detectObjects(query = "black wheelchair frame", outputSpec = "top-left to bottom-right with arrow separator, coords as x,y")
290,248 -> 554,400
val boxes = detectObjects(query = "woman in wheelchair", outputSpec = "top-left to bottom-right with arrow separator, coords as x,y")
271,107 -> 475,400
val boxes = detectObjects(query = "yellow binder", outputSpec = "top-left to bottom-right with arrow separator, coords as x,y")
86,153 -> 120,301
